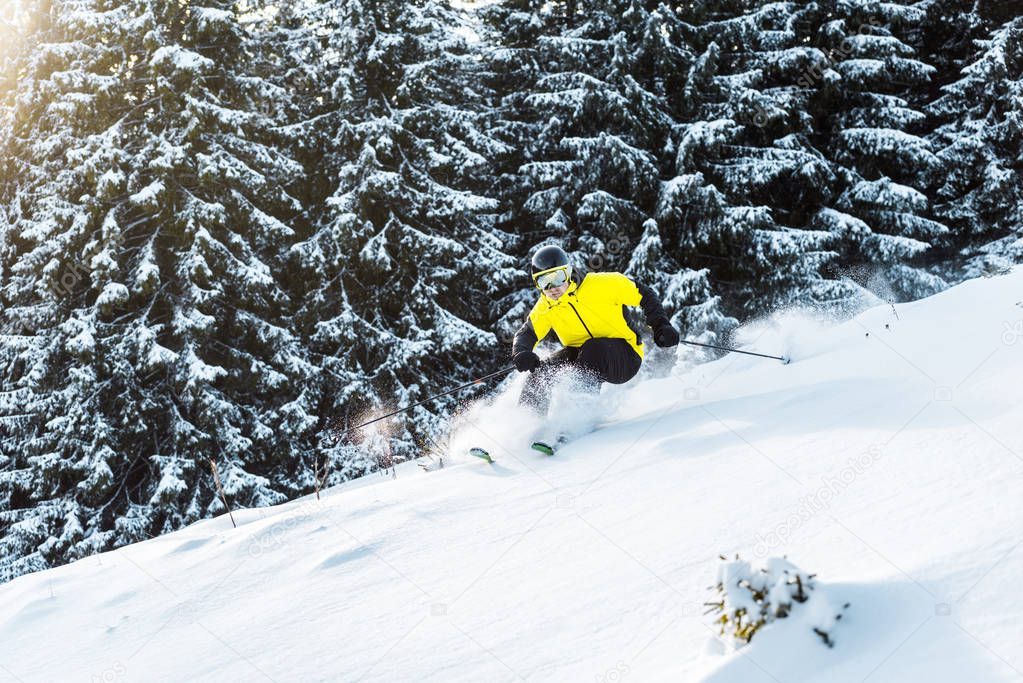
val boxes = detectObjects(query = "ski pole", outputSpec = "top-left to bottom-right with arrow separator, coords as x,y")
329,366 -> 516,445
680,339 -> 790,364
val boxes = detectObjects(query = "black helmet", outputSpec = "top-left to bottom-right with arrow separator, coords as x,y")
530,245 -> 570,276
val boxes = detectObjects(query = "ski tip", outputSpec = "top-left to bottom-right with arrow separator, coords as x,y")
530,441 -> 556,456
468,447 -> 494,463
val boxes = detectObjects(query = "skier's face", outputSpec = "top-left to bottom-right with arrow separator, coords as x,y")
544,282 -> 569,300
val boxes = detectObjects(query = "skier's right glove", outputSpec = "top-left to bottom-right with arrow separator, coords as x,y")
513,350 -> 541,373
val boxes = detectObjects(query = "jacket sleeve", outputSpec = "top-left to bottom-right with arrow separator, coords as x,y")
612,273 -> 670,327
635,282 -> 670,327
511,319 -> 538,356
512,313 -> 552,356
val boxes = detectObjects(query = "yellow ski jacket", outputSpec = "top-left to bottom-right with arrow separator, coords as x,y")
511,272 -> 669,360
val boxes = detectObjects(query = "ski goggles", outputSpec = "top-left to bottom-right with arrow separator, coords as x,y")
533,265 -> 572,291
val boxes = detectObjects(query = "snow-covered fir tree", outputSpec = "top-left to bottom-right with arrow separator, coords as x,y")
481,0 -> 738,341
928,12 -> 1023,278
483,2 -> 669,244
662,1 -> 851,314
0,0 -> 315,581
277,0 -> 518,473
803,0 -> 950,298
1,0 -> 139,580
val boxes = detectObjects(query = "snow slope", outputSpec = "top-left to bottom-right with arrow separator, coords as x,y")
2,270 -> 1022,682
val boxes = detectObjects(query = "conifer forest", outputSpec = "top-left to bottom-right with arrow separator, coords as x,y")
0,0 -> 1020,580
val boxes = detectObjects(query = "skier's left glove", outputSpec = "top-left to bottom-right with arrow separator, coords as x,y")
513,350 -> 541,372
652,320 -> 680,348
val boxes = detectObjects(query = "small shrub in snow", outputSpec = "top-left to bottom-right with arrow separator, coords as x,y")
705,555 -> 849,648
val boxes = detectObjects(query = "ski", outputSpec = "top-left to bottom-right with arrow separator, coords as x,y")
530,441 -> 556,456
532,432 -> 572,456
468,447 -> 494,463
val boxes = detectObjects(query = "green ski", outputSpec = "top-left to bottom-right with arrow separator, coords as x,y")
469,447 -> 494,463
530,441 -> 556,456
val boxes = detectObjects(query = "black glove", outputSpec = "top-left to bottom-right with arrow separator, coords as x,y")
513,350 -> 541,372
653,320 -> 680,348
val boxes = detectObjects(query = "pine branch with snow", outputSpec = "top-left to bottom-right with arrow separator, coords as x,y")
707,555 -> 849,648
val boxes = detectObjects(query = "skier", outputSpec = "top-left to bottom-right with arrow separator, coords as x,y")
511,245 -> 680,416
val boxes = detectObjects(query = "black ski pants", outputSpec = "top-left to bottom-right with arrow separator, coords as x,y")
519,337 -> 641,415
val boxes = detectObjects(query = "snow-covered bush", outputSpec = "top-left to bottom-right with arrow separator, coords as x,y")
706,555 -> 848,648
